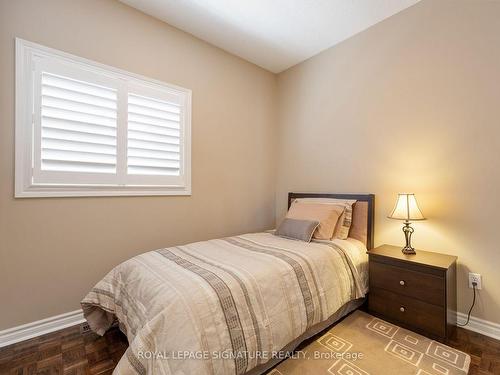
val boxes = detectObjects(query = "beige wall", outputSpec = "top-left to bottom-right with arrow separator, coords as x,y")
0,0 -> 276,329
276,0 -> 500,323
2,0 -> 499,331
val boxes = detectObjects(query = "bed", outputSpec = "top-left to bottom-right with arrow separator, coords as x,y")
81,192 -> 375,375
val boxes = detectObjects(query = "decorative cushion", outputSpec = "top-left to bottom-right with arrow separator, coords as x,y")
275,218 -> 320,242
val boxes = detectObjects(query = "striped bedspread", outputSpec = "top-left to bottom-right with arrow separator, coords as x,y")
81,232 -> 368,375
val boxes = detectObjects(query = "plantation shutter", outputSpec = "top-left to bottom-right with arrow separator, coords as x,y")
40,72 -> 118,174
17,39 -> 191,197
127,93 -> 181,176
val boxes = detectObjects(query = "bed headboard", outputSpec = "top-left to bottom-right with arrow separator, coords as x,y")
287,192 -> 375,250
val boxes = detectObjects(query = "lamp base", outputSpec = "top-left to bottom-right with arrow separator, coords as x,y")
401,245 -> 416,255
401,221 -> 416,255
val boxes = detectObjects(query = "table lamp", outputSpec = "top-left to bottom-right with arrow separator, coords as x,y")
388,193 -> 426,254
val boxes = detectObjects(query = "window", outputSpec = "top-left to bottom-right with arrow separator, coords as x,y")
15,39 -> 191,197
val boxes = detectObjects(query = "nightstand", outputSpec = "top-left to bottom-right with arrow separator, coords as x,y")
367,244 -> 457,341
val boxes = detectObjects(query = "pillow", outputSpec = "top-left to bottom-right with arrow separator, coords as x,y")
286,200 -> 345,240
275,218 -> 320,242
349,201 -> 368,244
293,198 -> 357,240
333,202 -> 355,239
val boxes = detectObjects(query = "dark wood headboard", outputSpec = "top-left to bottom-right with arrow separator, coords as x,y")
288,192 -> 375,249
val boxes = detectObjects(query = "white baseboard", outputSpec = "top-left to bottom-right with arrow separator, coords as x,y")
0,310 -> 85,348
457,312 -> 500,341
1,308 -> 499,349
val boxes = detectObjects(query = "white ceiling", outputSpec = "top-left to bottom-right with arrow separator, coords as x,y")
120,0 -> 420,73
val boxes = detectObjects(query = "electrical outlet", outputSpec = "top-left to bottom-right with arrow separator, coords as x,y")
468,272 -> 482,289
80,322 -> 91,334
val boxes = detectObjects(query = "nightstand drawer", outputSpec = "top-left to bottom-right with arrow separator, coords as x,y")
369,288 -> 445,338
369,260 -> 445,306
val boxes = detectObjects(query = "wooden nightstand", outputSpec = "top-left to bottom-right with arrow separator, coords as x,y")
367,244 -> 457,341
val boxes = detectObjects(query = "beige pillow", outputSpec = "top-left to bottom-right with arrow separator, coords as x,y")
293,198 -> 357,240
333,202 -> 355,240
349,201 -> 368,245
286,201 -> 344,240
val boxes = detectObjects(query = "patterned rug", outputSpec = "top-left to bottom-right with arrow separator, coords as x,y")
270,310 -> 470,375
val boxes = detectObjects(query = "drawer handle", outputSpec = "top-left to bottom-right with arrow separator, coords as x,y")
400,306 -> 405,313
399,280 -> 405,286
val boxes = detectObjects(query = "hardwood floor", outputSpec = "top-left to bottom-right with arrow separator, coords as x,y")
0,319 -> 499,374
445,327 -> 500,375
0,325 -> 128,375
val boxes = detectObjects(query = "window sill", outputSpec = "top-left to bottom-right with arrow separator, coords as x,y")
15,185 -> 191,198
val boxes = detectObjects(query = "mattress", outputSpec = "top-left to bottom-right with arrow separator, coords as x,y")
81,232 -> 368,375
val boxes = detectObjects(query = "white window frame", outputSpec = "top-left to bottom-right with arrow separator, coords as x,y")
15,38 -> 191,198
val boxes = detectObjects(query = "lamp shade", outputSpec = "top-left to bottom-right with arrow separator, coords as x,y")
388,193 -> 426,221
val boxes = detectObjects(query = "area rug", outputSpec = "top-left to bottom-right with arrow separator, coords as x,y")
270,310 -> 470,375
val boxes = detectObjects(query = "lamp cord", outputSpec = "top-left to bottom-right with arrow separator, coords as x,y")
457,282 -> 476,327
